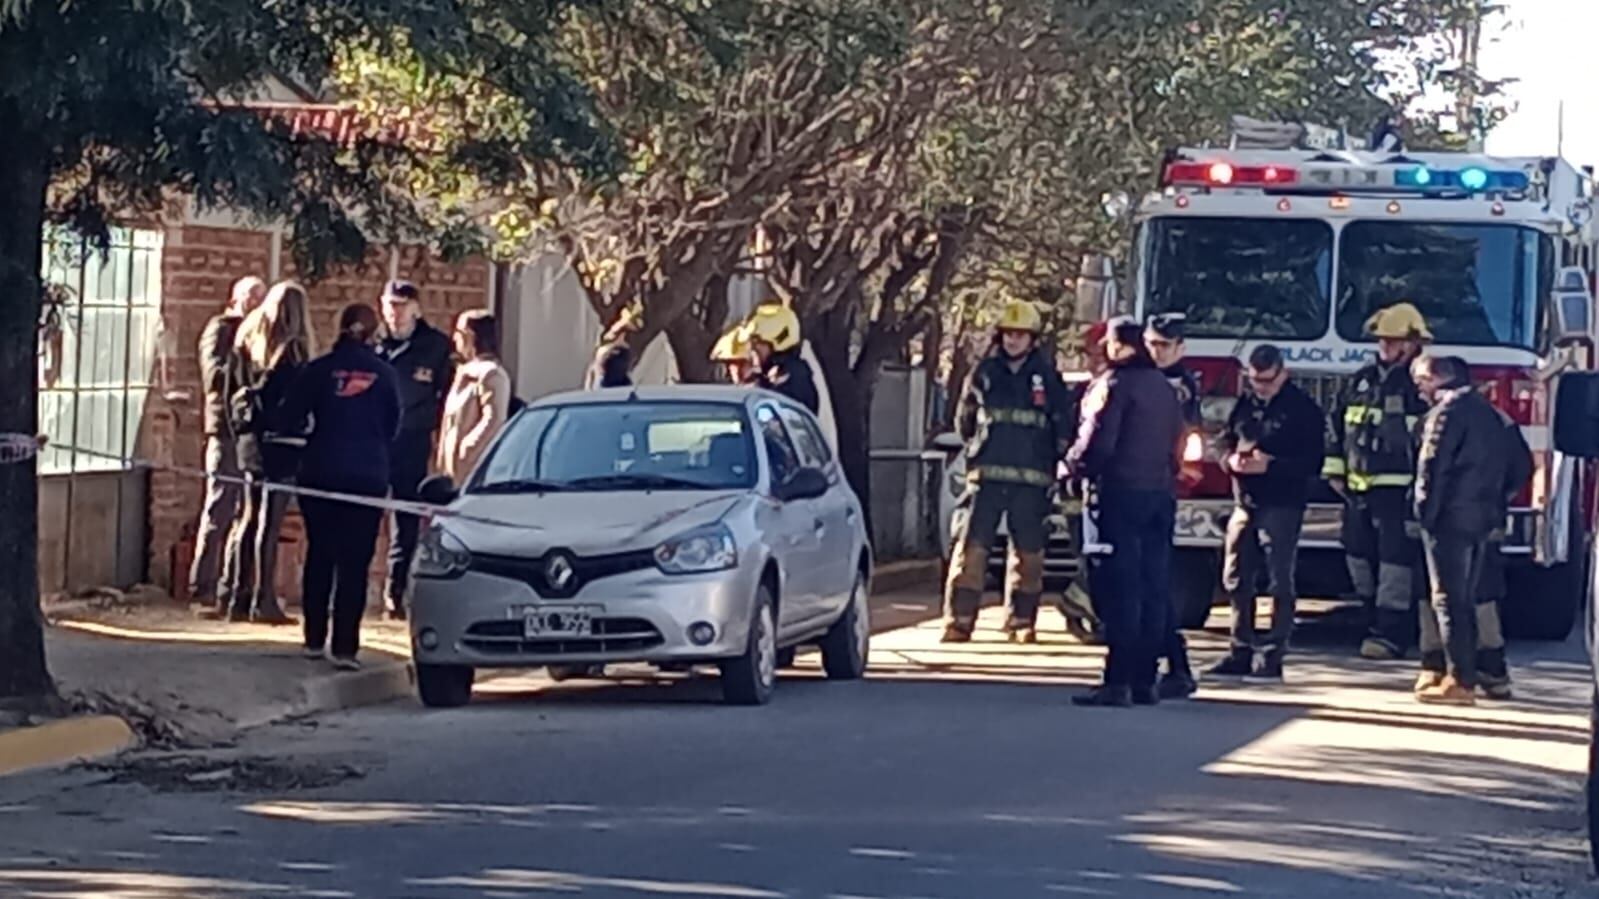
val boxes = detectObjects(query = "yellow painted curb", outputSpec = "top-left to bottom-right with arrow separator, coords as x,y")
0,715 -> 137,778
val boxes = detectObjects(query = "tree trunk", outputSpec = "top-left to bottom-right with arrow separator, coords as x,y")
0,111 -> 54,701
807,303 -> 872,518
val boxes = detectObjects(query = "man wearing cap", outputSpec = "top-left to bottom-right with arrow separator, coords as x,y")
1144,313 -> 1202,698
1324,301 -> 1430,659
942,300 -> 1074,644
377,279 -> 455,620
1068,317 -> 1184,707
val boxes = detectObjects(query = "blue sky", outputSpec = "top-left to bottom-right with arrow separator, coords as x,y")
1482,0 -> 1599,165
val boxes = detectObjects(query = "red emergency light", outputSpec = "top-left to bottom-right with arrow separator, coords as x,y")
1164,161 -> 1300,188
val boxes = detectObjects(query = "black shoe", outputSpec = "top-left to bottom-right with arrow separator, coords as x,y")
1157,671 -> 1196,700
1072,685 -> 1133,708
1131,685 -> 1161,706
226,608 -> 251,623
940,624 -> 972,644
1246,651 -> 1284,683
252,609 -> 298,627
1206,650 -> 1254,679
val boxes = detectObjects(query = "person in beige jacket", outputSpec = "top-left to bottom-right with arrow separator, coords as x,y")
436,310 -> 512,482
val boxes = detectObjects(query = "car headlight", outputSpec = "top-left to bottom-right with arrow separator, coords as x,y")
416,524 -> 471,579
655,525 -> 737,575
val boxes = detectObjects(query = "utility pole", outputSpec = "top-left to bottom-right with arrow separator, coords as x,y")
1456,0 -> 1485,152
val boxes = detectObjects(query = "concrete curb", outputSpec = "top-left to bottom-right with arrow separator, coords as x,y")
0,715 -> 138,778
233,660 -> 416,731
872,559 -> 941,594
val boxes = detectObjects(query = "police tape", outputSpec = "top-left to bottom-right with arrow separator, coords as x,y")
33,442 -> 540,531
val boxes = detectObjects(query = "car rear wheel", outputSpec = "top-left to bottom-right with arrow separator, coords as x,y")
416,663 -> 474,708
820,570 -> 870,680
720,586 -> 777,706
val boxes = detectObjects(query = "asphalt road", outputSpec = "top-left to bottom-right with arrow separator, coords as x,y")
0,591 -> 1592,899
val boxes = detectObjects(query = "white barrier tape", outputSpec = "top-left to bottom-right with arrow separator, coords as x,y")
0,433 -> 44,465
45,443 -> 538,531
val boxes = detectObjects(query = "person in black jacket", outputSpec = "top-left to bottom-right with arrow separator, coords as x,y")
1411,355 -> 1513,706
1068,317 -> 1184,707
189,276 -> 265,617
1145,313 -> 1202,699
283,303 -> 402,670
589,342 -> 633,389
1206,344 -> 1325,682
215,281 -> 316,625
744,304 -> 820,414
377,280 -> 454,619
943,300 -> 1074,644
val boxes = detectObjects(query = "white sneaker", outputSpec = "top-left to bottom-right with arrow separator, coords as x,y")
331,656 -> 361,672
303,646 -> 326,660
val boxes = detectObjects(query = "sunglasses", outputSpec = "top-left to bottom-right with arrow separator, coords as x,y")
1248,368 -> 1285,384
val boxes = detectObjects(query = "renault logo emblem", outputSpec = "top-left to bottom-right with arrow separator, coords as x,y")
545,553 -> 577,593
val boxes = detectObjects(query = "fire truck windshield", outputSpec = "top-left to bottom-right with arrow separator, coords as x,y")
1336,221 -> 1553,350
1143,217 -> 1333,339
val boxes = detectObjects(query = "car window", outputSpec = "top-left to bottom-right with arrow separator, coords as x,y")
472,401 -> 755,493
779,406 -> 831,469
755,404 -> 801,487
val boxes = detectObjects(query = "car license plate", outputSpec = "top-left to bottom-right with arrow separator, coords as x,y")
522,605 -> 598,639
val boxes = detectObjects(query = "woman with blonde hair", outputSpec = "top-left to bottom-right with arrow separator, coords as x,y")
437,309 -> 512,482
212,281 -> 317,624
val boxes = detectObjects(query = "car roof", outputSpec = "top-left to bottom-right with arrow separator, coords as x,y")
532,384 -> 772,410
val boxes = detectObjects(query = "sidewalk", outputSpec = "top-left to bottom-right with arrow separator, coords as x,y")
1,559 -> 941,777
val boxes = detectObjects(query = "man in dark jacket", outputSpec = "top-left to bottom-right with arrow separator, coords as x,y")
1412,355 -> 1528,704
377,280 -> 454,619
943,300 -> 1074,644
1068,317 -> 1184,707
1145,313 -> 1202,698
188,275 -> 265,616
1411,355 -> 1512,706
1324,302 -> 1431,660
1206,344 -> 1325,682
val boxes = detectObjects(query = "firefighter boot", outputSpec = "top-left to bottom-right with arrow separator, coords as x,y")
1360,609 -> 1413,661
942,588 -> 981,644
1005,593 -> 1041,645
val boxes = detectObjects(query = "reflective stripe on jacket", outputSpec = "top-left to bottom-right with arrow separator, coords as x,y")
956,351 -> 1073,487
1323,360 -> 1427,492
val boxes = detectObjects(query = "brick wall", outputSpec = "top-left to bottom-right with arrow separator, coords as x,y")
146,224 -> 492,604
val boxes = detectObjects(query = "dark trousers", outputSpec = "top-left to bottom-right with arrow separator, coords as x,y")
303,496 -> 383,659
1342,487 -> 1419,645
943,481 -> 1051,629
1098,487 -> 1176,689
385,431 -> 433,610
1421,529 -> 1488,686
225,482 -> 293,617
190,436 -> 241,602
1222,504 -> 1304,652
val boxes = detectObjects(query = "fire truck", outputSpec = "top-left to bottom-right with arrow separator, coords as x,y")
1135,136 -> 1598,640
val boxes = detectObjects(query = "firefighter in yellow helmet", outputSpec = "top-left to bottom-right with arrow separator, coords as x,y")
742,304 -> 820,414
711,322 -> 758,385
942,300 -> 1073,644
1324,301 -> 1432,660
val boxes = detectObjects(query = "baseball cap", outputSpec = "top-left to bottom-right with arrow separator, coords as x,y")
383,279 -> 420,302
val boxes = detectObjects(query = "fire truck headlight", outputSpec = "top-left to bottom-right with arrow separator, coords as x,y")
1182,432 -> 1206,464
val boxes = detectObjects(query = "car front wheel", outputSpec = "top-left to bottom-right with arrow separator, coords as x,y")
820,570 -> 870,680
416,663 -> 475,708
720,586 -> 778,706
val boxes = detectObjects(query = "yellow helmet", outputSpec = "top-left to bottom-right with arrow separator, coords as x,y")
1364,302 -> 1433,341
996,299 -> 1044,334
710,324 -> 749,362
742,304 -> 802,353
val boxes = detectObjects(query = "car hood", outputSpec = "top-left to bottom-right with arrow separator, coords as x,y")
443,490 -> 746,557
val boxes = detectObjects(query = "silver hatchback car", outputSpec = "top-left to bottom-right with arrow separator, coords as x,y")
409,385 -> 873,707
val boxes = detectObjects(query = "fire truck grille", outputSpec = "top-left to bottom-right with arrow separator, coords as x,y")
1290,371 -> 1344,411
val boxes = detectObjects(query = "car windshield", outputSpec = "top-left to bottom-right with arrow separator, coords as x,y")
1336,221 -> 1552,349
470,401 -> 756,493
1143,216 -> 1333,339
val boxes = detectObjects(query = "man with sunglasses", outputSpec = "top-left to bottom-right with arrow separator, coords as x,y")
1208,344 -> 1325,681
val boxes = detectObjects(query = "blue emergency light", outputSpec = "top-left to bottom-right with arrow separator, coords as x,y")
1395,165 -> 1529,193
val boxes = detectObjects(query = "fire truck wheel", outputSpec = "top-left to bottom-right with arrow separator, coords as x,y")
1503,554 -> 1584,641
1171,548 -> 1224,630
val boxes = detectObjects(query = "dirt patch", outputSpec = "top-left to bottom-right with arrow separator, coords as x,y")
88,753 -> 365,793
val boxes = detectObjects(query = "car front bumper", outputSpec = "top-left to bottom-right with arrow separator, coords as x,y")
410,564 -> 759,668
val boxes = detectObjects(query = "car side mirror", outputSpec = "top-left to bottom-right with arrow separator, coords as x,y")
419,474 -> 459,506
1555,371 -> 1599,459
777,467 -> 830,502
929,432 -> 964,453
1550,266 -> 1593,347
